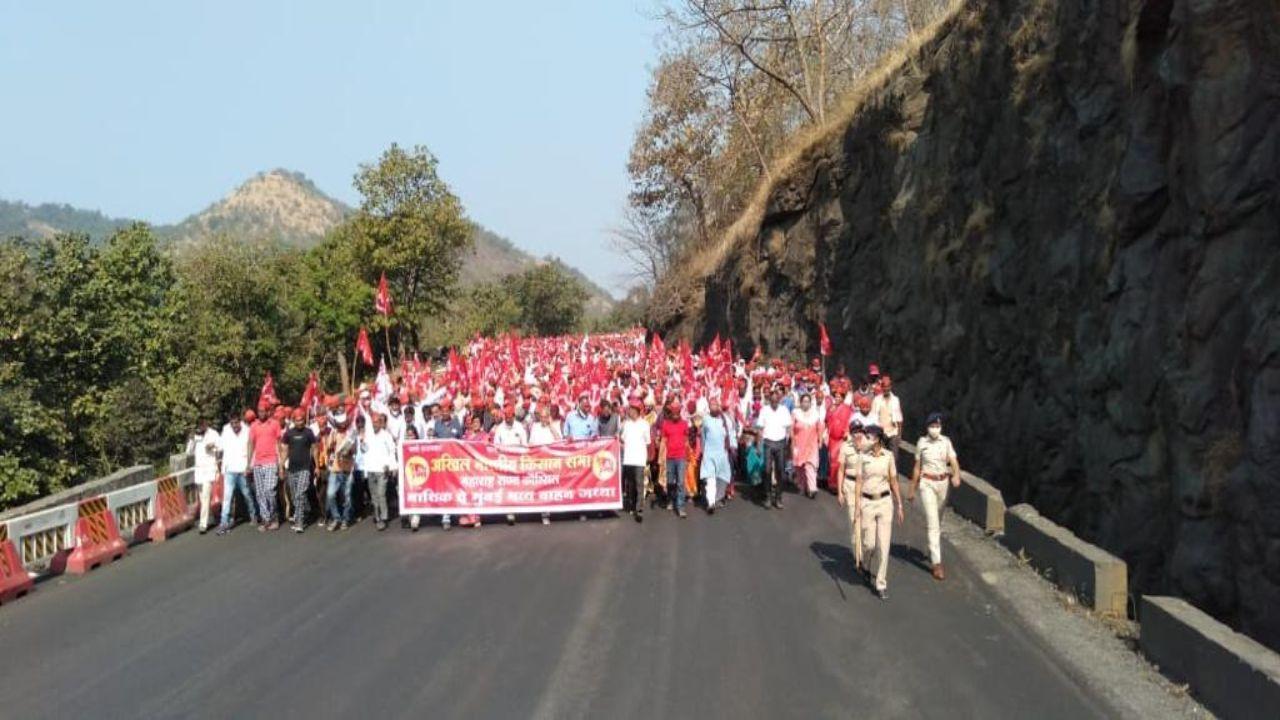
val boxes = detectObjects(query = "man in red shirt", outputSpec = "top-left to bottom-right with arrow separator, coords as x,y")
247,405 -> 284,531
657,400 -> 691,518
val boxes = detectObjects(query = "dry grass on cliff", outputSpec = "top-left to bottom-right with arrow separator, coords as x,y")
678,0 -> 971,289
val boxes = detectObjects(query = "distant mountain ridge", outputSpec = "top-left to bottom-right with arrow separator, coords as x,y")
0,169 -> 614,311
0,199 -> 134,239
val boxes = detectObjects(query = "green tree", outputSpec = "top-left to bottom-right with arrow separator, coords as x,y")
0,240 -> 74,504
286,227 -> 373,391
0,226 -> 188,506
347,144 -> 473,351
467,282 -> 522,337
510,260 -> 589,337
161,237 -> 303,422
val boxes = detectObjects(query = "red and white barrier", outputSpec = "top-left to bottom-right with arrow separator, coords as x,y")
60,497 -> 128,574
0,525 -> 33,604
148,474 -> 194,543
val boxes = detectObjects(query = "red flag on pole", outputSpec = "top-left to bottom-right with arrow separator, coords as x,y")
257,372 -> 278,411
681,341 -> 694,386
355,327 -> 375,366
299,371 -> 319,413
375,272 -> 392,316
819,322 -> 832,356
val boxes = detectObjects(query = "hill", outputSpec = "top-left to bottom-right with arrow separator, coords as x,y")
162,169 -> 347,247
0,199 -> 133,240
162,169 -> 613,311
1,169 -> 614,312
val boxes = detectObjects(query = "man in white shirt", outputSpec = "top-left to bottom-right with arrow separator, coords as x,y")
490,406 -> 527,525
619,402 -> 651,523
216,411 -> 258,534
362,413 -> 398,531
754,388 -> 793,509
869,376 -> 904,456
385,396 -> 406,445
491,407 -> 528,447
186,418 -> 221,534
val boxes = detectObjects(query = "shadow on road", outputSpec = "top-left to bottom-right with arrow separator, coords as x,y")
812,540 -> 938,598
810,541 -> 861,601
890,543 -> 932,575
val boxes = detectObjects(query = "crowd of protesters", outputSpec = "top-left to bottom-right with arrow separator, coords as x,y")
186,329 -> 962,599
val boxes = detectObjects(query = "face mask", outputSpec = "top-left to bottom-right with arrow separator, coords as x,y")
928,426 -> 941,439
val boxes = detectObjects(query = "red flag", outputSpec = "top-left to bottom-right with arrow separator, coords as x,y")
681,341 -> 694,386
819,322 -> 832,356
299,371 -> 319,413
355,327 -> 374,366
651,332 -> 665,356
375,272 -> 392,316
257,372 -> 278,411
509,334 -> 523,375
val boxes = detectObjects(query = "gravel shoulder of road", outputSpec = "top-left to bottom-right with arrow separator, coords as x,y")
942,512 -> 1212,720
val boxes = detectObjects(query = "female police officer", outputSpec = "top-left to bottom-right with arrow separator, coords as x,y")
908,412 -> 962,580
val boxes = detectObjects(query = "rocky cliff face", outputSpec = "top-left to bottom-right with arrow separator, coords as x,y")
674,0 -> 1279,646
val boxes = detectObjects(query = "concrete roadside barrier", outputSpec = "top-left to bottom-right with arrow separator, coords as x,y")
105,479 -> 159,544
60,496 -> 128,574
950,471 -> 1005,533
1000,503 -> 1127,616
169,453 -> 193,473
0,465 -> 154,525
1140,596 -> 1280,720
0,525 -> 33,604
148,474 -> 194,543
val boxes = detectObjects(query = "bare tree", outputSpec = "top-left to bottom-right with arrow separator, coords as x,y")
609,204 -> 696,290
623,0 -> 959,285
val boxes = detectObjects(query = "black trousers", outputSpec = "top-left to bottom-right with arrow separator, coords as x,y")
623,465 -> 645,513
762,439 -> 789,502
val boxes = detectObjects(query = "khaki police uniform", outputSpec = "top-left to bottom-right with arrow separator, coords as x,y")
857,449 -> 896,592
915,434 -> 957,566
837,438 -> 865,559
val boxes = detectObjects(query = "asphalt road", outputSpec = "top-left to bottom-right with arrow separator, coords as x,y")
0,488 -> 1110,719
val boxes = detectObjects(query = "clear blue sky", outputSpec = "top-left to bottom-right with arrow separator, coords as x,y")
0,0 -> 660,292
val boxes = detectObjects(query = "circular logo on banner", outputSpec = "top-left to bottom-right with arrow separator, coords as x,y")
592,450 -> 618,481
405,456 -> 431,489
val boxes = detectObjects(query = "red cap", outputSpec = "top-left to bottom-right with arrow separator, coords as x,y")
868,363 -> 881,376
243,410 -> 257,422
291,408 -> 306,421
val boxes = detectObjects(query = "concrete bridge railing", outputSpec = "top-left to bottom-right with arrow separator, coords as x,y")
0,458 -> 198,573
